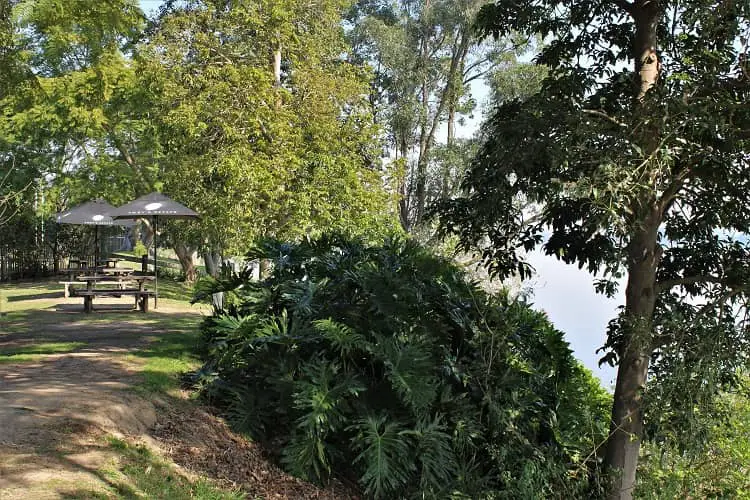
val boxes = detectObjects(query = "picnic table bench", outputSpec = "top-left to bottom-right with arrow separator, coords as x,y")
78,288 -> 156,313
73,274 -> 156,313
59,279 -> 126,298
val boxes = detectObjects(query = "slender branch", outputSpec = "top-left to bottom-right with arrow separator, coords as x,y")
656,274 -> 722,293
102,123 -> 137,168
582,108 -> 628,128
696,287 -> 745,316
657,165 -> 693,213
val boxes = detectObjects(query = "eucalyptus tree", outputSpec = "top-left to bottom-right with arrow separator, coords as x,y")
348,0 -> 530,231
437,1 -> 750,497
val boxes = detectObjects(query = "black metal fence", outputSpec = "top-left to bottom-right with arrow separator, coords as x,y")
0,245 -> 64,280
0,218 -> 131,281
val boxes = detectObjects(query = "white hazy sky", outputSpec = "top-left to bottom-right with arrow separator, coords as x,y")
137,0 -> 620,386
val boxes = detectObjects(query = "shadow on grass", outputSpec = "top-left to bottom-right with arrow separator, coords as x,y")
6,291 -> 63,302
2,431 -> 241,499
0,304 -> 202,353
0,341 -> 88,363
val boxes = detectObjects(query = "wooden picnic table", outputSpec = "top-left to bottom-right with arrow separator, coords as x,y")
94,266 -> 134,276
59,266 -> 133,287
74,274 -> 157,312
78,274 -> 153,290
97,258 -> 123,268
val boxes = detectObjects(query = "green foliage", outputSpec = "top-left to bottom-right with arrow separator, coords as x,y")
435,0 -> 750,488
133,240 -> 147,258
196,235 -> 610,498
636,381 -> 750,498
1,0 -> 398,271
133,0 -> 398,254
347,0 -> 536,230
351,415 -> 416,498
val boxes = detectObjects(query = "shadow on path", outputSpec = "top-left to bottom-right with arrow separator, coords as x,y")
0,302 -> 202,496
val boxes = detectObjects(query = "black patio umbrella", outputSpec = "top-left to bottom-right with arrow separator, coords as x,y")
110,193 -> 199,308
56,199 -> 134,266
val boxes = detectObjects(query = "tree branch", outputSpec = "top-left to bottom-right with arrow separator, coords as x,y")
657,165 -> 693,213
582,108 -> 627,128
696,287 -> 746,316
102,123 -> 137,168
611,0 -> 635,15
656,274 -> 723,293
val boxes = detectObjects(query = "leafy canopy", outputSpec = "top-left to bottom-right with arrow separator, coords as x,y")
437,0 -> 750,441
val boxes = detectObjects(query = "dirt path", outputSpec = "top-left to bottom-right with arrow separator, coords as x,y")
0,293 -> 203,498
0,288 -> 356,499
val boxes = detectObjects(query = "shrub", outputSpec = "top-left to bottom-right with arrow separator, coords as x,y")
133,240 -> 148,258
194,235 -> 610,498
636,381 -> 750,498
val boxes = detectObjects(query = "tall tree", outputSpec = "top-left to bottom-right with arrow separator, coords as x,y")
136,0 -> 396,271
348,0 -> 528,231
2,0 -> 396,276
437,1 -> 750,497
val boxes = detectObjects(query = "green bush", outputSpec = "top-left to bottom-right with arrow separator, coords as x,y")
636,382 -> 750,499
195,235 -> 610,498
133,240 -> 148,258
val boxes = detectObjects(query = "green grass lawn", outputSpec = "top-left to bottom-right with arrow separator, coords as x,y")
0,279 -> 205,393
126,329 -> 203,395
0,278 -> 198,313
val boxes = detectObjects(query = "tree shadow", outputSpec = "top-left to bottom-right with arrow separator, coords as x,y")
6,291 -> 63,302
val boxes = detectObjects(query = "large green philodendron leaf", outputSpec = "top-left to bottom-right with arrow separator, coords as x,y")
374,337 -> 438,414
350,415 -> 415,499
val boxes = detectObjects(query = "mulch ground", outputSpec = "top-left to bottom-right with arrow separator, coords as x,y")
152,402 -> 361,499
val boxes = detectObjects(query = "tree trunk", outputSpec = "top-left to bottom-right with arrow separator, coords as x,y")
447,105 -> 456,145
603,3 -> 662,498
633,4 -> 660,101
398,136 -> 411,231
414,1 -> 431,227
273,45 -> 282,88
415,26 -> 470,226
203,250 -> 222,278
258,258 -> 271,279
174,243 -> 197,282
604,215 -> 660,498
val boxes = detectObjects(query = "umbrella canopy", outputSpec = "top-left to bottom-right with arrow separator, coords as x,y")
110,192 -> 199,220
56,199 -> 134,226
56,199 -> 134,267
111,193 -> 199,309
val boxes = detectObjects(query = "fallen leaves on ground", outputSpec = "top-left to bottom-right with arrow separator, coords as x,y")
151,403 -> 360,499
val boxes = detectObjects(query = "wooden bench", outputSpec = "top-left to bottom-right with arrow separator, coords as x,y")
59,280 -> 126,298
77,289 -> 156,313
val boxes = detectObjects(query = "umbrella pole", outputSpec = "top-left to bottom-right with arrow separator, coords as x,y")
154,215 -> 158,309
95,226 -> 99,269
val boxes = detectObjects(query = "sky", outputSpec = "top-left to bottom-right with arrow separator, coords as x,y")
137,0 -> 620,386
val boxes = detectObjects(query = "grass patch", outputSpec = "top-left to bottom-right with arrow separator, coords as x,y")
100,436 -> 244,499
0,341 -> 86,363
128,331 -> 202,395
154,279 -> 196,303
